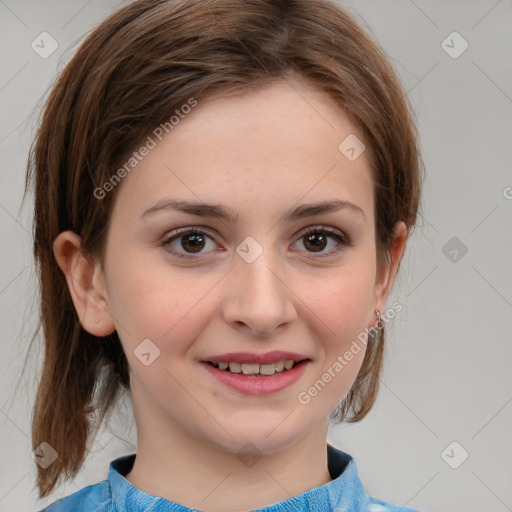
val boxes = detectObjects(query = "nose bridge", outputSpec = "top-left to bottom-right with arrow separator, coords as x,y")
241,244 -> 281,292
236,234 -> 286,300
222,234 -> 296,334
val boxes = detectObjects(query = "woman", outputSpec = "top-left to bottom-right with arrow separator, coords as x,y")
25,0 -> 424,510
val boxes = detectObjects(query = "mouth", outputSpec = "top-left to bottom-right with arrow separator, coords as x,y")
200,357 -> 311,395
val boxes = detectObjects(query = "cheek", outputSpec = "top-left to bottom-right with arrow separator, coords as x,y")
108,258 -> 219,354
303,263 -> 375,344
298,261 -> 375,397
297,288 -> 371,410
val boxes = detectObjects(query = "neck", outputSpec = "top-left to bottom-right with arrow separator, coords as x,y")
125,417 -> 332,511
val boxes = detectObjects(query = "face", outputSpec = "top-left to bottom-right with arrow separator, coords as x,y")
90,79 -> 399,455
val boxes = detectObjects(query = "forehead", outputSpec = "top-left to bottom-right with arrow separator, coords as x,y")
110,79 -> 374,227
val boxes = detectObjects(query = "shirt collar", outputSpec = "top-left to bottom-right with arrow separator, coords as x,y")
108,443 -> 371,511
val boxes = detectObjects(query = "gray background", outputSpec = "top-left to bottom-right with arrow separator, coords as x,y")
1,1 -> 511,511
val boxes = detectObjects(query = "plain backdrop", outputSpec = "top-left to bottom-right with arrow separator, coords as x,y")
1,1 -> 511,511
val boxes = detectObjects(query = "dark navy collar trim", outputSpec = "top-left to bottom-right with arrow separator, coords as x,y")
111,443 -> 352,482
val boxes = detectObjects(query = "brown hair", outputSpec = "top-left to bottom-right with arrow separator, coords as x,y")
23,0 -> 423,498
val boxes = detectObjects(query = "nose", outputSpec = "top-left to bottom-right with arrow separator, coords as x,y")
221,241 -> 297,337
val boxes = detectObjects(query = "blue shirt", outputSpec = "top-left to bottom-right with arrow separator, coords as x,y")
38,444 -> 423,511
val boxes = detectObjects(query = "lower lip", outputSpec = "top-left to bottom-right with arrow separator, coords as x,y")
200,361 -> 310,395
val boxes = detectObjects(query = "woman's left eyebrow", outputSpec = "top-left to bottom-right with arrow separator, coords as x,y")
140,198 -> 366,224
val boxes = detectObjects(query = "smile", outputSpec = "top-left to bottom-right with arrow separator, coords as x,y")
201,359 -> 310,395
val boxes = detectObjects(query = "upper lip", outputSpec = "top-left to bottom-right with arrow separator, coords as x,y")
202,351 -> 310,365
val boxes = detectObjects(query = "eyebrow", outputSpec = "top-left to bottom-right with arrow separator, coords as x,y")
140,198 -> 366,223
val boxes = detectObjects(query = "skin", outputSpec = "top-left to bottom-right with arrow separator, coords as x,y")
53,78 -> 407,511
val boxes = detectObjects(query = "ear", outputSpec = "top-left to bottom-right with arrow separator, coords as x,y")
52,230 -> 116,337
371,221 -> 408,318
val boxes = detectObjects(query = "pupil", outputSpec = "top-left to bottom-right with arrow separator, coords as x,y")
305,233 -> 326,252
182,234 -> 205,253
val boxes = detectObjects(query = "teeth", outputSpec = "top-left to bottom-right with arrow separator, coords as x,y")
259,363 -> 276,375
228,362 -> 242,373
214,359 -> 298,375
274,361 -> 285,372
242,363 -> 259,375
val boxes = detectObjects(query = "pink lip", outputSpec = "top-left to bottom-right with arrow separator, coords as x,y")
200,360 -> 310,395
201,350 -> 310,365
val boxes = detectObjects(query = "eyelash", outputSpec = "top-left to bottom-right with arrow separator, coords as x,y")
162,225 -> 353,260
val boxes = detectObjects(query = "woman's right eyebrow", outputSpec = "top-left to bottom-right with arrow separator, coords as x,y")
140,198 -> 366,224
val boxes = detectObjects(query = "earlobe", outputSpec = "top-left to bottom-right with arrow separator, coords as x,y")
52,230 -> 116,337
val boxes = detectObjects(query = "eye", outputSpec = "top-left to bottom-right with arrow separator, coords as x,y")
162,227 -> 219,259
291,226 -> 352,257
162,225 -> 352,260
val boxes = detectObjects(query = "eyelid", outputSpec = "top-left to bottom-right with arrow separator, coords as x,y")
295,224 -> 350,241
